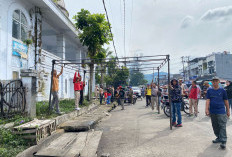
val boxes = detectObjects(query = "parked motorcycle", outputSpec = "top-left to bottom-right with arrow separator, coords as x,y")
161,95 -> 190,117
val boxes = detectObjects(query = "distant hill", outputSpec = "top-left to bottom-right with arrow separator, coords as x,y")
144,72 -> 168,83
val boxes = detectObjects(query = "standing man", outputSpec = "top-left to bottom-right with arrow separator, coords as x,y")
51,66 -> 63,114
119,86 -> 125,110
224,80 -> 232,113
73,70 -> 81,110
141,87 -> 145,98
115,87 -> 120,106
99,85 -> 104,105
151,81 -> 158,111
203,81 -> 210,99
95,85 -> 99,100
79,75 -> 85,106
179,79 -> 187,98
170,79 -> 183,127
205,77 -> 230,149
128,87 -> 134,105
145,84 -> 151,107
188,81 -> 198,117
111,87 -> 115,103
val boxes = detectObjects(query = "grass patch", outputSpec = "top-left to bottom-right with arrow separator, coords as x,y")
0,128 -> 31,157
36,99 -> 90,119
0,115 -> 32,126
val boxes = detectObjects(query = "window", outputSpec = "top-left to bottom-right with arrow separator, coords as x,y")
12,10 -> 28,41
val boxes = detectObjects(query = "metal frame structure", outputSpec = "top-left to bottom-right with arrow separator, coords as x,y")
48,55 -> 173,130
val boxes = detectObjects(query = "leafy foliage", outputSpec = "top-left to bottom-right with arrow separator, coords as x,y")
73,9 -> 112,58
0,128 -> 29,157
104,65 -> 129,88
95,72 -> 101,85
129,71 -> 148,86
0,115 -> 32,126
73,9 -> 113,99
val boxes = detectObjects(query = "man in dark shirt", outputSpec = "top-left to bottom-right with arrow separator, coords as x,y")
205,77 -> 230,149
119,86 -> 125,110
170,79 -> 183,127
224,80 -> 232,113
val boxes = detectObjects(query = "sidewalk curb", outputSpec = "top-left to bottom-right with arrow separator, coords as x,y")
54,102 -> 99,126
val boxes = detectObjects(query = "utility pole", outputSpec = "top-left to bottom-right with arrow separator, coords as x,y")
187,56 -> 190,81
181,56 -> 185,81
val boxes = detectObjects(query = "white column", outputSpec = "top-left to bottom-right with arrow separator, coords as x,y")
56,34 -> 65,98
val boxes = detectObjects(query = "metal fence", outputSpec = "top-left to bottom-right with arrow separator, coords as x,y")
0,80 -> 26,118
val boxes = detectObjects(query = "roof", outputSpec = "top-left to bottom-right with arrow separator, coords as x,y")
28,0 -> 81,43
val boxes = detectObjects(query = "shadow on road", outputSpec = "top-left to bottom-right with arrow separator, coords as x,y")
197,143 -> 229,157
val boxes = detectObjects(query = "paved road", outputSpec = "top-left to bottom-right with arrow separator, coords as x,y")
96,99 -> 232,157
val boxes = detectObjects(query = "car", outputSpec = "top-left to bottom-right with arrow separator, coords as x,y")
132,86 -> 141,98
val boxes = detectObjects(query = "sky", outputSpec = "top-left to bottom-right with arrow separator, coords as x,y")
64,0 -> 232,74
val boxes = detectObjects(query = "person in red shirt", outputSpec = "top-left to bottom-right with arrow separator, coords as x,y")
79,75 -> 85,106
188,81 -> 198,117
107,88 -> 112,104
73,70 -> 81,110
104,89 -> 108,105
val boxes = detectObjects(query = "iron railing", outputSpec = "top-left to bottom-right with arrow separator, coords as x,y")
0,80 -> 26,118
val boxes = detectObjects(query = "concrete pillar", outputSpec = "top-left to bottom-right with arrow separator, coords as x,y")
56,34 -> 65,98
20,69 -> 37,118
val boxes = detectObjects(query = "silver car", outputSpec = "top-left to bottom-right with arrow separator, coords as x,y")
132,87 -> 141,98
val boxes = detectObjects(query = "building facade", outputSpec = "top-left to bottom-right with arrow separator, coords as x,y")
0,0 -> 92,101
183,52 -> 232,80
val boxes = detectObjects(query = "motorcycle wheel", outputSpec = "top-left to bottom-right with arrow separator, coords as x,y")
183,101 -> 190,114
164,105 -> 170,117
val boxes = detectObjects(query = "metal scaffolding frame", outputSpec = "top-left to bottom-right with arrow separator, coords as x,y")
48,55 -> 173,130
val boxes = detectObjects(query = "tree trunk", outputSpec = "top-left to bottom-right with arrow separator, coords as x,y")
100,63 -> 104,86
89,62 -> 94,100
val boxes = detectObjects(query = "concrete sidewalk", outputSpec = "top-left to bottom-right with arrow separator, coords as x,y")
96,99 -> 232,157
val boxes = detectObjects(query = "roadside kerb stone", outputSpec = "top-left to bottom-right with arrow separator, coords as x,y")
16,102 -> 116,157
60,104 -> 114,132
16,129 -> 65,157
0,122 -> 15,129
54,102 -> 99,126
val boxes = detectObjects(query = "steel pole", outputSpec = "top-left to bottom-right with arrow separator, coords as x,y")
158,67 -> 160,114
48,60 -> 55,114
167,55 -> 172,130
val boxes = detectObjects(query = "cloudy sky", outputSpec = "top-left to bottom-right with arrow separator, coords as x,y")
65,0 -> 232,73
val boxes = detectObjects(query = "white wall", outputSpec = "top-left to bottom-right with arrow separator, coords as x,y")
37,49 -> 89,101
0,0 -> 32,80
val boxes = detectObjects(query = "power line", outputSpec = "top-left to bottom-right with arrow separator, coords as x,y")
129,0 -> 134,56
102,0 -> 119,61
123,0 -> 126,57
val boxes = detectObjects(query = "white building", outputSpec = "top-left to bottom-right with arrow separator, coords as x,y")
185,52 -> 232,80
0,0 -> 92,101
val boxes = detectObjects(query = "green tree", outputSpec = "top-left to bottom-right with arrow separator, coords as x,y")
73,9 -> 112,99
94,47 -> 113,85
129,70 -> 148,86
104,66 -> 129,88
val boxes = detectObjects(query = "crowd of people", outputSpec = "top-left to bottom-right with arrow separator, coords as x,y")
50,67 -> 232,149
143,77 -> 232,149
169,77 -> 231,149
95,85 -> 135,110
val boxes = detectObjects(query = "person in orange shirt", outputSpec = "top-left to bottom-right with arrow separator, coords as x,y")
51,66 -> 63,114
